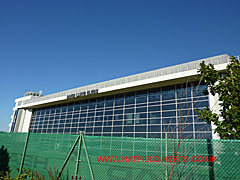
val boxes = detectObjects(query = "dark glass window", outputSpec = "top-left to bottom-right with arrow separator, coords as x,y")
104,121 -> 112,126
163,125 -> 176,132
176,88 -> 191,98
148,118 -> 161,124
125,108 -> 134,114
94,127 -> 102,132
106,101 -> 114,107
95,122 -> 102,127
178,116 -> 193,124
113,127 -> 122,132
148,133 -> 161,138
148,112 -> 160,118
162,111 -> 176,117
148,125 -> 161,132
115,100 -> 124,106
123,133 -> 133,137
195,124 -> 211,131
148,95 -> 160,102
162,91 -> 175,101
114,110 -> 123,114
177,109 -> 192,116
135,133 -> 146,138
113,121 -> 123,126
105,110 -> 113,115
135,126 -> 146,132
125,99 -> 135,105
136,97 -> 147,103
67,105 -> 74,112
193,101 -> 209,108
103,127 -> 112,133
180,133 -> 193,139
124,119 -> 134,125
162,117 -> 176,124
195,132 -> 212,139
148,106 -> 160,112
162,104 -> 176,111
123,126 -> 134,132
96,111 -> 103,116
177,102 -> 192,109
178,124 -> 193,132
114,115 -> 123,120
124,114 -> 134,120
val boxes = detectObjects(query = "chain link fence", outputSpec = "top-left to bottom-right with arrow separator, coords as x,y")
0,132 -> 239,179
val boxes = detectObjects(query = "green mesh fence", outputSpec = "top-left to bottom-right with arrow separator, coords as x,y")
0,132 -> 240,180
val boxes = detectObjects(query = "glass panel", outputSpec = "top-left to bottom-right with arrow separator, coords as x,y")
136,96 -> 147,103
148,125 -> 161,132
178,116 -> 193,123
178,124 -> 193,132
135,133 -> 146,138
148,95 -> 160,102
125,108 -> 134,114
162,104 -> 176,111
162,125 -> 176,132
193,101 -> 209,108
195,132 -> 212,139
123,126 -> 134,132
148,118 -> 161,124
162,117 -> 176,124
148,106 -> 160,112
148,112 -> 160,118
162,111 -> 176,117
195,123 -> 211,131
113,127 -> 122,132
124,119 -> 134,125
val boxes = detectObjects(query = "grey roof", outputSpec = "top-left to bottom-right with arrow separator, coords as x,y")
23,54 -> 230,105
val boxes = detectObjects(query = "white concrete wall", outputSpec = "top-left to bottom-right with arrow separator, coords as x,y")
21,109 -> 32,132
209,90 -> 221,139
9,95 -> 34,132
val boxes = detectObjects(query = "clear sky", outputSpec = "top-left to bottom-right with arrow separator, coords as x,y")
0,0 -> 240,131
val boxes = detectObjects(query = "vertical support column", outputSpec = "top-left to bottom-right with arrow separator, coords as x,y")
21,109 -> 33,132
208,89 -> 220,139
207,139 -> 215,180
165,132 -> 168,180
75,131 -> 82,177
19,131 -> 30,175
82,133 -> 95,180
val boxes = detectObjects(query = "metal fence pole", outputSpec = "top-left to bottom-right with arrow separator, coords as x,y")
19,131 -> 30,175
165,132 -> 168,180
57,135 -> 80,179
75,131 -> 83,177
82,134 -> 95,180
207,139 -> 215,180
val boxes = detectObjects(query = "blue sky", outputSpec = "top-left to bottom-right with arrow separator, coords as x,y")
0,0 -> 240,131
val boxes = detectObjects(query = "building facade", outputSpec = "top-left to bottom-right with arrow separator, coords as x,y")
9,54 -> 231,139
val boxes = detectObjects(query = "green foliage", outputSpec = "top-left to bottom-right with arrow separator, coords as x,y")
0,167 -> 63,180
0,145 -> 10,178
196,56 -> 240,139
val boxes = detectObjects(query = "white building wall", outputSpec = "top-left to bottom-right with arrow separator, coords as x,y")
209,91 -> 221,139
21,109 -> 32,132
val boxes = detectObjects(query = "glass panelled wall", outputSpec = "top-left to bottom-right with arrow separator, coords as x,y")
30,83 -> 212,139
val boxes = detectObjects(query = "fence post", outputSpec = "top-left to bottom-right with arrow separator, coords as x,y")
75,131 -> 83,177
207,139 -> 215,180
82,133 -> 95,180
19,131 -> 30,175
57,135 -> 80,179
165,132 -> 168,180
